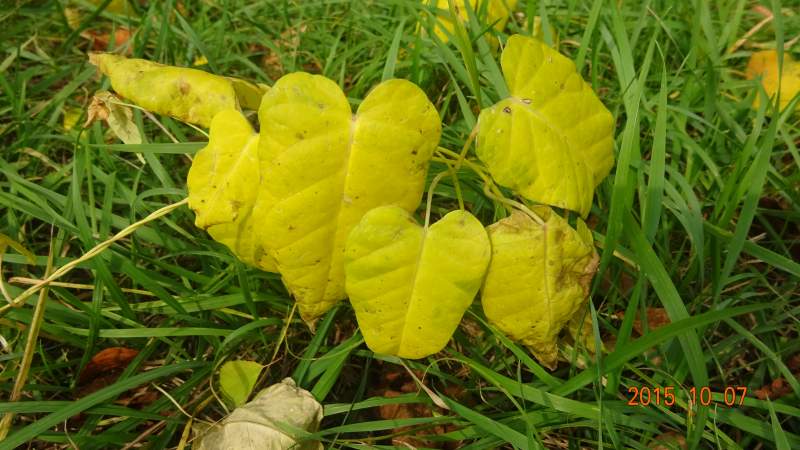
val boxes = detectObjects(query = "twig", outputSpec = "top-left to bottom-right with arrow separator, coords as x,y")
0,198 -> 188,318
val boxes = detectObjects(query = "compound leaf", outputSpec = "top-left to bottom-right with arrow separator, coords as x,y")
187,109 -> 276,271
345,206 -> 490,359
476,35 -> 614,216
258,73 -> 441,322
481,209 -> 598,369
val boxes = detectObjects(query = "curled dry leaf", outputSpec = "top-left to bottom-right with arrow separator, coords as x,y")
481,210 -> 598,369
195,378 -> 323,450
89,53 -> 268,127
257,73 -> 441,322
344,206 -> 490,358
745,49 -> 800,113
476,35 -> 614,216
76,347 -> 143,401
85,91 -> 142,144
755,377 -> 794,400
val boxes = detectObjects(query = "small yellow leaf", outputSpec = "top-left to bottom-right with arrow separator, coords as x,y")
227,77 -> 270,110
62,106 -> 82,131
481,210 -> 598,369
258,73 -> 441,322
745,49 -> 800,112
89,53 -> 238,128
476,35 -> 615,216
219,360 -> 264,408
186,109 -> 277,272
345,206 -> 491,359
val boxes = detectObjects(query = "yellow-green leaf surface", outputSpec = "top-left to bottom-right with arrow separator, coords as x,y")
227,77 -> 271,110
345,206 -> 491,359
186,109 -> 276,272
427,0 -> 517,43
258,73 -> 441,322
89,54 -> 268,127
219,360 -> 264,407
481,210 -> 598,369
476,35 -> 614,216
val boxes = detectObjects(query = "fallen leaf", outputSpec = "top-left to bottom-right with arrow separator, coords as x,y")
85,91 -> 142,144
219,360 -> 264,408
481,209 -> 598,369
195,378 -> 323,450
77,347 -> 139,385
426,0 -> 517,43
82,27 -> 134,52
476,34 -> 615,216
89,53 -> 266,127
649,431 -> 687,450
745,49 -> 800,112
345,206 -> 490,358
62,106 -> 82,131
617,307 -> 672,336
755,377 -> 793,400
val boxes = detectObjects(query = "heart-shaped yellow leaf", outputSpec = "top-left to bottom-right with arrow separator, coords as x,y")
476,35 -> 614,216
186,109 -> 276,272
258,74 -> 441,322
345,206 -> 491,359
481,209 -> 598,369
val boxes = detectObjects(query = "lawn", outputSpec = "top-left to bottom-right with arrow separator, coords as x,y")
0,0 -> 799,449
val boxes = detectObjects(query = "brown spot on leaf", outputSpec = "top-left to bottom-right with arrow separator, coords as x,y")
503,106 -> 512,114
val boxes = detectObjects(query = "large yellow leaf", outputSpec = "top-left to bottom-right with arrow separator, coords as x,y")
481,209 -> 598,369
427,0 -> 517,43
745,49 -> 800,113
344,206 -> 491,358
258,73 -> 441,322
476,35 -> 614,216
89,54 -> 269,127
186,109 -> 276,272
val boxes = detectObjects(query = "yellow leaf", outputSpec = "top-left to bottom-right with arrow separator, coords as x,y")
62,106 -> 82,131
427,0 -> 517,43
89,54 -> 268,127
258,73 -> 441,322
186,110 -> 277,272
745,49 -> 800,112
218,360 -> 263,408
345,206 -> 490,359
226,77 -> 270,110
476,35 -> 615,216
481,210 -> 598,369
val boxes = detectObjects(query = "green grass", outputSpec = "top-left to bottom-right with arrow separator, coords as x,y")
1,0 -> 799,448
